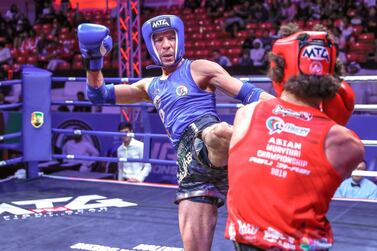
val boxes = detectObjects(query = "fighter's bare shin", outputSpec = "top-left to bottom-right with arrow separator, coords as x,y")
201,122 -> 233,167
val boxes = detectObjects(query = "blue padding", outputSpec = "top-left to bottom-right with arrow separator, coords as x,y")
86,83 -> 115,104
22,67 -> 52,161
234,81 -> 263,105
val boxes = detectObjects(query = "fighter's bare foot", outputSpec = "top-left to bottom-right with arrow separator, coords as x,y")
202,122 -> 233,167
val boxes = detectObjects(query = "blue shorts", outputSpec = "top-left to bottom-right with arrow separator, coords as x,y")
175,115 -> 228,207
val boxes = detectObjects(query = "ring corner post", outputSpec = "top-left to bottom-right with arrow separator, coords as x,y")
22,67 -> 52,178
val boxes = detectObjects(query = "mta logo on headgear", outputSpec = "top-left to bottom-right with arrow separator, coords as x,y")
151,18 -> 171,31
301,45 -> 329,62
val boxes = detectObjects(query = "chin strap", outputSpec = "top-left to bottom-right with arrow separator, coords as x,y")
145,58 -> 184,70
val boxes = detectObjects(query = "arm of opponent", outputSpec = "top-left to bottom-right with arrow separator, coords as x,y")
191,59 -> 274,104
325,125 -> 364,179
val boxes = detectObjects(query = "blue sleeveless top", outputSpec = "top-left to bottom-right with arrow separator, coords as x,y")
147,59 -> 218,147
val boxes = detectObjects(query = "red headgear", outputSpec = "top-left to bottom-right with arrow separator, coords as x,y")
271,31 -> 337,96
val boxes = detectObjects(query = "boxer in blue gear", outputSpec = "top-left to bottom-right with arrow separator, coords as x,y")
78,15 -> 274,251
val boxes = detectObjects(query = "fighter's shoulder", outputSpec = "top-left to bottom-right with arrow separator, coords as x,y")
326,124 -> 364,152
132,77 -> 154,90
191,59 -> 223,73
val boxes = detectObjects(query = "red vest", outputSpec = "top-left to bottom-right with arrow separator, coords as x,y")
226,98 -> 342,250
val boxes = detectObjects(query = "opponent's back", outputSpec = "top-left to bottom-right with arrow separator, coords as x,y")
227,98 -> 342,250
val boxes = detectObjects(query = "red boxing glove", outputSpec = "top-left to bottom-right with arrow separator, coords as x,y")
322,80 -> 355,126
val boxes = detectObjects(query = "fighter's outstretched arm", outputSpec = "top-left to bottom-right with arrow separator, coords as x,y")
190,59 -> 274,103
78,23 -> 151,105
86,71 -> 152,104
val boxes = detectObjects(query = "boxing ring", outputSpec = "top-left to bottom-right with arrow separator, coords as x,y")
1,67 -> 377,250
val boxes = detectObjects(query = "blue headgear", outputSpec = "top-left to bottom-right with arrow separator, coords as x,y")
141,15 -> 185,67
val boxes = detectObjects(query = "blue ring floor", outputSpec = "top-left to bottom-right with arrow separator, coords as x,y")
0,176 -> 376,251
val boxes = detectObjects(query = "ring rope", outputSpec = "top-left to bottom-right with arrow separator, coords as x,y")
0,132 -> 22,142
51,101 -> 377,112
52,154 -> 177,165
0,157 -> 23,167
50,75 -> 377,85
51,77 -> 139,83
51,129 -> 377,145
0,80 -> 22,86
352,170 -> 377,177
52,128 -> 167,139
361,140 -> 377,147
0,103 -> 22,110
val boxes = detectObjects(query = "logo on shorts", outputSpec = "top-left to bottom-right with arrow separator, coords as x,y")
266,116 -> 310,136
151,18 -> 171,30
31,111 -> 44,128
159,109 -> 165,123
153,95 -> 161,109
176,85 -> 188,96
272,105 -> 312,121
228,222 -> 236,241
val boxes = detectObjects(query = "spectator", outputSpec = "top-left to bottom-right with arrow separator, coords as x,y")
249,38 -> 266,67
20,29 -> 38,54
117,121 -> 151,182
184,0 -> 200,11
5,4 -> 20,24
238,49 -> 252,66
0,39 -> 12,80
205,0 -> 224,20
334,160 -> 377,199
36,32 -> 51,58
62,133 -> 99,172
242,30 -> 256,50
223,8 -> 245,38
210,49 -> 232,67
250,1 -> 269,22
61,0 -> 71,12
339,17 -> 354,40
73,91 -> 91,112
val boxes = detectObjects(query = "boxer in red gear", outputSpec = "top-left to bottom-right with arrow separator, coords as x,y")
270,30 -> 355,126
225,29 -> 365,250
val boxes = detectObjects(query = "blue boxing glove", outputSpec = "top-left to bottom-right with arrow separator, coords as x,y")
77,23 -> 113,71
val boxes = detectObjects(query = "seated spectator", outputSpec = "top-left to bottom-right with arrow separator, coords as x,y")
249,39 -> 266,67
242,30 -> 256,50
238,49 -> 252,66
205,0 -> 224,20
62,133 -> 99,172
5,4 -> 20,24
20,30 -> 38,53
250,1 -> 269,22
223,8 -> 245,38
334,160 -> 377,199
0,39 -> 12,80
40,1 -> 56,23
184,0 -> 200,11
36,33 -> 51,61
210,49 -> 232,67
117,122 -> 151,182
73,91 -> 91,112
339,17 -> 354,40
